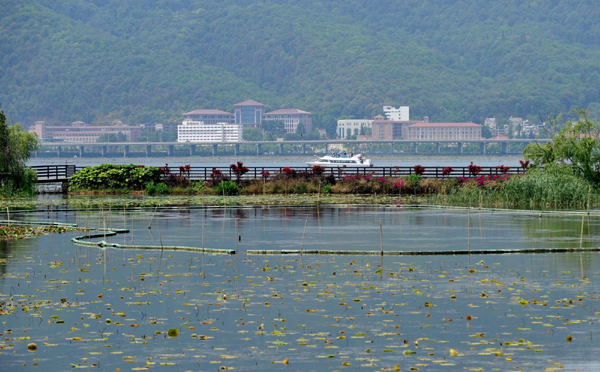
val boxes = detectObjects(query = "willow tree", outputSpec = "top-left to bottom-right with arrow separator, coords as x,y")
523,109 -> 600,185
0,110 -> 39,195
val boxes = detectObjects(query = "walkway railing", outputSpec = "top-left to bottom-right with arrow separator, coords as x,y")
31,165 -> 78,183
30,165 -> 526,183
168,165 -> 525,181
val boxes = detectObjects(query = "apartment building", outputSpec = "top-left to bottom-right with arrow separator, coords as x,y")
29,121 -> 141,143
177,121 -> 242,142
406,122 -> 481,141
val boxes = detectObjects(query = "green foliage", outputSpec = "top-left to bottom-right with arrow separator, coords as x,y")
0,110 -> 39,196
524,109 -> 600,185
145,182 -> 169,195
217,180 -> 240,196
4,1 -> 600,127
243,128 -> 264,141
69,164 -> 160,191
294,182 -> 309,194
97,132 -> 127,142
405,175 -> 422,190
323,185 -> 332,194
262,120 -> 286,138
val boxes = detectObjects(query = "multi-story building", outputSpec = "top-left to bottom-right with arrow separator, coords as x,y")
263,109 -> 312,134
371,120 -> 426,140
177,121 -> 242,142
383,106 -> 410,121
29,121 -> 141,143
234,100 -> 265,128
337,119 -> 373,138
406,122 -> 481,141
183,110 -> 234,124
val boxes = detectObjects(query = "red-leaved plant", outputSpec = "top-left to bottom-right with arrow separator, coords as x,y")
442,167 -> 454,176
230,162 -> 249,183
495,165 -> 510,174
312,165 -> 325,176
413,165 -> 425,175
468,162 -> 482,176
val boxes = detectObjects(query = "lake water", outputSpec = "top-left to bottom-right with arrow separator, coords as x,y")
1,205 -> 599,371
28,154 -> 525,168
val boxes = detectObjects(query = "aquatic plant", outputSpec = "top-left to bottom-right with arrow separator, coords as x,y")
217,180 -> 240,196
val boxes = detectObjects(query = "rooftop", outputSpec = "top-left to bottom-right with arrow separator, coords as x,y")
408,122 -> 480,128
183,109 -> 233,116
234,99 -> 264,106
265,109 -> 311,115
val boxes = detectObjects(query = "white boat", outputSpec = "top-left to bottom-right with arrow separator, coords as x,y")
306,153 -> 373,167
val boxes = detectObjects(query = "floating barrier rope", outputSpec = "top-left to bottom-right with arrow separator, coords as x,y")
71,228 -> 600,257
71,229 -> 235,255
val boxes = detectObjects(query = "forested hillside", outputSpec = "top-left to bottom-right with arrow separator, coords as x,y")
2,0 -> 600,134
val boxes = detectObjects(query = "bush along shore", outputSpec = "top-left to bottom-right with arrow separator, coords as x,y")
66,162 -> 600,210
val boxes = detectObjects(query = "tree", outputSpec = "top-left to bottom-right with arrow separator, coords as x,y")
0,110 -> 39,195
481,125 -> 492,138
243,128 -> 263,141
262,120 -> 286,138
523,109 -> 600,185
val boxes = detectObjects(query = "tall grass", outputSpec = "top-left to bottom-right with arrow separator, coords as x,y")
441,167 -> 599,209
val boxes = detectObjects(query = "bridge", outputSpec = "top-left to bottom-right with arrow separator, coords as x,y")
33,139 -> 548,158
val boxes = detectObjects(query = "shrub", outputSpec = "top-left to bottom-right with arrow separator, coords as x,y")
323,185 -> 332,194
413,165 -> 425,175
312,165 -> 325,176
217,180 -> 240,196
209,168 -> 229,186
146,182 -> 169,195
496,165 -> 510,174
69,164 -> 160,191
442,167 -> 454,176
405,174 -> 422,190
230,162 -> 249,183
468,162 -> 482,176
294,182 -> 309,194
159,164 -> 190,187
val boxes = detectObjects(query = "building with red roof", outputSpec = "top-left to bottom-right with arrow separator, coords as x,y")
234,100 -> 265,128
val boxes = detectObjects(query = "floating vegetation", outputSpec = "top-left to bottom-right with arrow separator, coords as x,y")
0,205 -> 598,371
0,224 -> 87,240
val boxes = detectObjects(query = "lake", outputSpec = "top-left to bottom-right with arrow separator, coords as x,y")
1,204 -> 598,371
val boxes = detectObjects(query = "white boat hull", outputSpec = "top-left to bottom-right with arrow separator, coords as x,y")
305,161 -> 373,168
305,153 -> 374,167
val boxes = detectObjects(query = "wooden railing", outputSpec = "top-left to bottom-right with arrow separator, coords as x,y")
165,165 -> 525,181
30,165 -> 526,182
30,165 -> 78,182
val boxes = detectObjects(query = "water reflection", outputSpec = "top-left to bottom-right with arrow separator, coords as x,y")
1,206 -> 600,371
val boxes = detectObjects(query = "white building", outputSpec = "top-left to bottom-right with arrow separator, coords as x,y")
383,106 -> 409,121
337,119 -> 373,138
177,121 -> 243,142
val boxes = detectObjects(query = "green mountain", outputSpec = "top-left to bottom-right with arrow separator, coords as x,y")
2,0 -> 600,135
